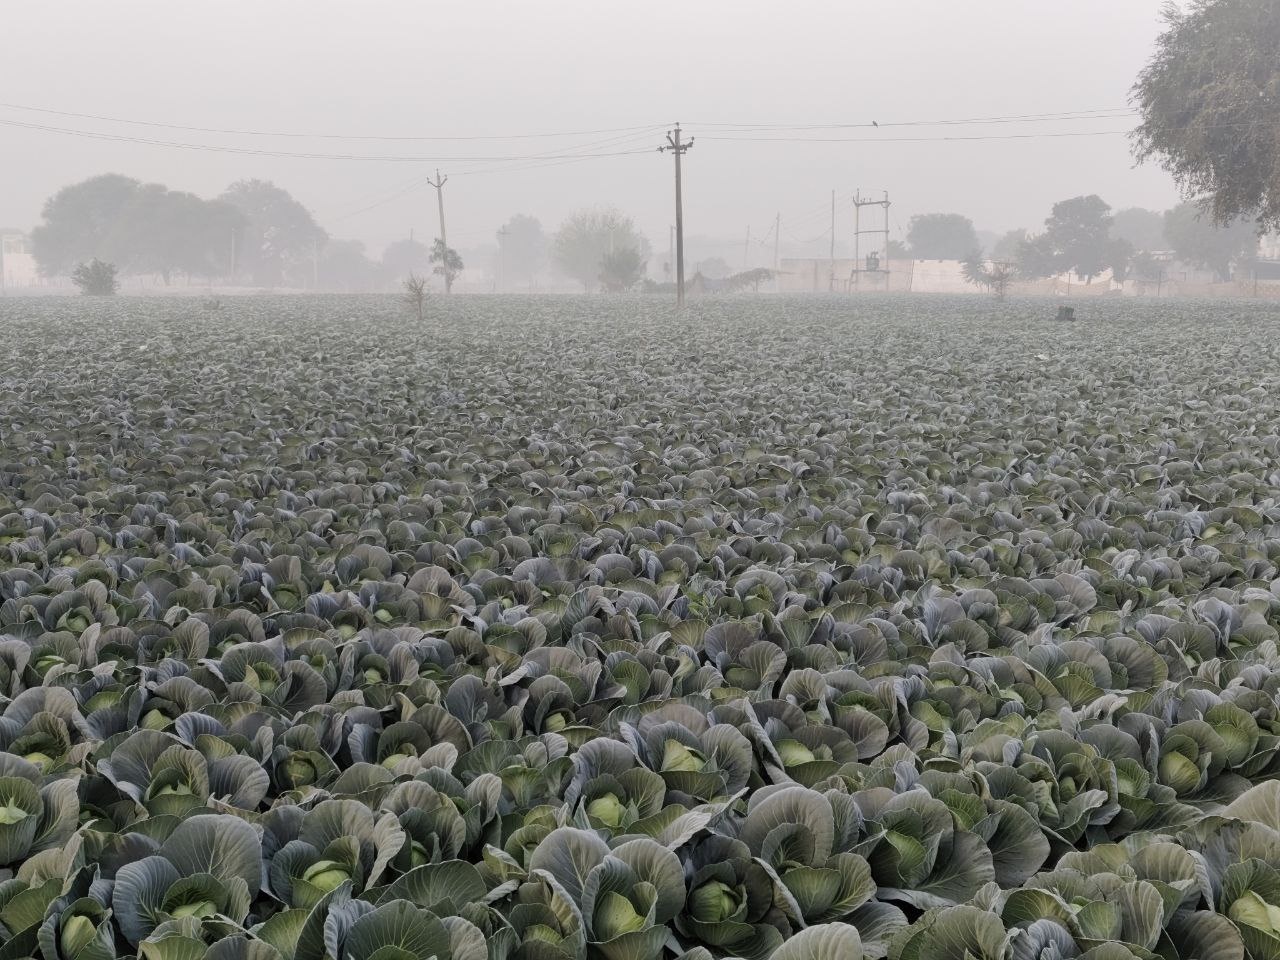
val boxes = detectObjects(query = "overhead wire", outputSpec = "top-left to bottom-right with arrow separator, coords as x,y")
1,101 -> 1225,229
0,101 -> 665,142
690,108 -> 1139,134
327,130 -> 662,222
699,129 -> 1138,144
0,116 -> 667,163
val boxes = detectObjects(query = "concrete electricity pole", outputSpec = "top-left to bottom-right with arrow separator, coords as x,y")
829,189 -> 836,291
659,124 -> 694,307
427,170 -> 451,294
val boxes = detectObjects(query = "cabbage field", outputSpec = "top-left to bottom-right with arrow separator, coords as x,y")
3,293 -> 1280,960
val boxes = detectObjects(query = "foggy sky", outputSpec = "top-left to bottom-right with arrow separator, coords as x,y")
2,0 -> 1183,261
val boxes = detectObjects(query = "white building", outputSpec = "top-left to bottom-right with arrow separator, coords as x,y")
1,232 -> 39,289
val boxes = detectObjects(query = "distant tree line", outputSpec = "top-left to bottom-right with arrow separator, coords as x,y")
29,172 -> 663,294
29,174 -> 467,292
908,196 -> 1258,288
33,175 -> 248,285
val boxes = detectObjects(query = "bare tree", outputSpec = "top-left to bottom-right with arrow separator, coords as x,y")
962,254 -> 1016,299
402,272 -> 428,320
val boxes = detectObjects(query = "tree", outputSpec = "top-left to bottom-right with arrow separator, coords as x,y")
886,239 -> 910,259
991,229 -> 1027,261
1130,251 -> 1167,284
127,186 -> 245,284
1108,237 -> 1136,283
905,213 -> 980,260
430,239 -> 463,291
31,174 -> 246,282
1163,201 -> 1258,280
70,259 -> 118,295
313,240 -> 378,292
1133,0 -> 1280,230
599,247 -> 646,292
1018,196 -> 1122,282
1015,234 -> 1060,280
381,239 -> 430,287
553,209 -> 650,292
961,253 -> 1015,299
723,268 -> 774,292
696,256 -> 732,279
219,179 -> 326,286
402,273 -> 428,320
31,174 -> 142,275
178,197 -> 244,280
496,215 -> 547,287
1111,208 -> 1166,253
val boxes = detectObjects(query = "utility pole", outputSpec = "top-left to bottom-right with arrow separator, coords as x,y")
229,230 -> 236,286
743,226 -> 750,272
427,170 -> 451,294
829,190 -> 836,292
497,225 -> 509,292
851,191 -> 891,293
658,124 -> 694,307
773,212 -> 780,288
312,238 -> 319,290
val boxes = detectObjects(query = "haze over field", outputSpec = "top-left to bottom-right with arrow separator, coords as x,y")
9,5 -> 1280,959
1,0 -> 1183,257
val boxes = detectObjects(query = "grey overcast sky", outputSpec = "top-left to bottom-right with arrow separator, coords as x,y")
1,0 -> 1182,259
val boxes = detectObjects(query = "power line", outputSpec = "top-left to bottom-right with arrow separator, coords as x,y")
686,108 -> 1139,131
0,116 -> 662,162
0,101 -> 665,142
330,182 -> 427,223
700,129 -> 1138,144
328,139 -> 660,223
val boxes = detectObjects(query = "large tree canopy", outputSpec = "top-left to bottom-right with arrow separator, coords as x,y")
380,238 -> 430,286
1018,195 -> 1130,283
1163,202 -> 1258,280
552,209 -> 649,293
219,179 -> 326,286
496,214 -> 548,287
1111,208 -> 1167,253
31,174 -> 143,275
1133,0 -> 1280,229
30,174 -> 244,281
905,213 -> 980,260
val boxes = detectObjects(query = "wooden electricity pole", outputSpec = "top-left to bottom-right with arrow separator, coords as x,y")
427,170 -> 451,294
659,124 -> 694,307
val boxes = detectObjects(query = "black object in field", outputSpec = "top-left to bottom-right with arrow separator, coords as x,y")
1056,306 -> 1076,322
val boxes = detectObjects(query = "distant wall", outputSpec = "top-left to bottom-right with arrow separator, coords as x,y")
1138,278 -> 1280,300
0,251 -> 39,289
777,258 -> 913,293
777,258 -> 1131,296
